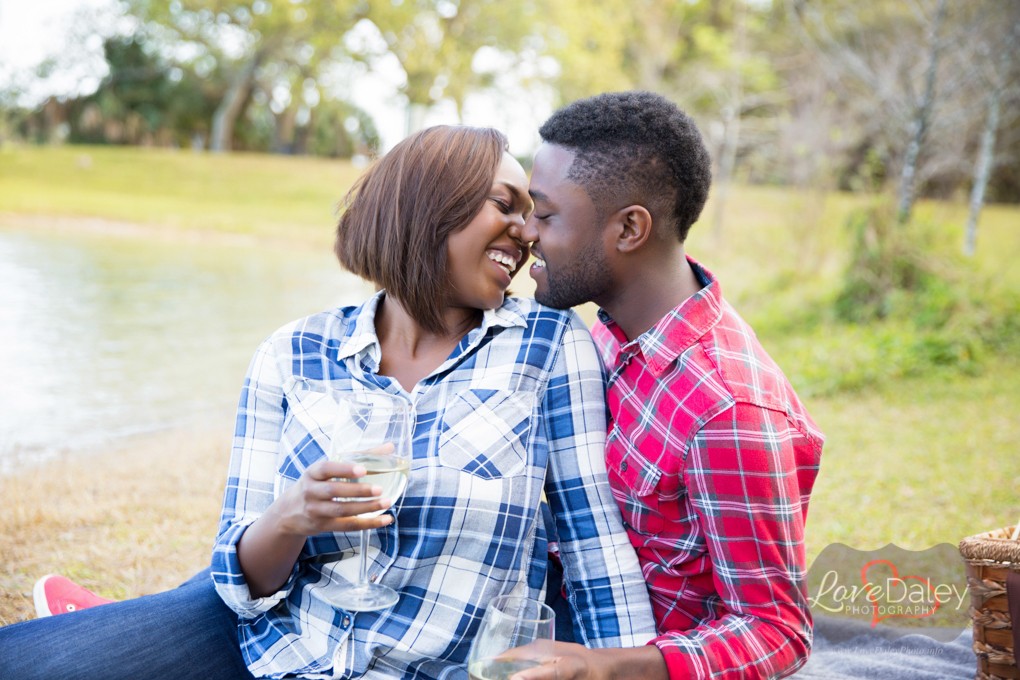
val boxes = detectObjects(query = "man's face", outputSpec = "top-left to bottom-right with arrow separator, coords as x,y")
523,144 -> 612,310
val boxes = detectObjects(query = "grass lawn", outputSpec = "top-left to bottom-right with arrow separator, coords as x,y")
804,356 -> 1020,564
0,429 -> 231,625
0,144 -> 362,246
3,144 -> 1018,286
1,143 -> 1017,624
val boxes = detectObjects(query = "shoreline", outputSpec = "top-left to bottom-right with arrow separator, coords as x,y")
0,211 -> 331,253
1,409 -> 236,477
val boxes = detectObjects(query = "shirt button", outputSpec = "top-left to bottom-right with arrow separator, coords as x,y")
342,616 -> 350,627
369,574 -> 378,583
620,461 -> 628,472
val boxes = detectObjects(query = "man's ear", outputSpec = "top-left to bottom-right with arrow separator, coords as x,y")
611,205 -> 653,253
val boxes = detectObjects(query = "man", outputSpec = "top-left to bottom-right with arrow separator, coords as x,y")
518,91 -> 824,680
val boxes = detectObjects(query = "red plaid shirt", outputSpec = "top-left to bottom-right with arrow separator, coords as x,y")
592,257 -> 824,680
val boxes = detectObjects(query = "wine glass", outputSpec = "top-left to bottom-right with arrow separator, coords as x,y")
467,596 -> 555,680
326,391 -> 411,611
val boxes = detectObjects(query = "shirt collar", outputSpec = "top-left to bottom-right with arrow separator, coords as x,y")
336,291 -> 528,372
597,255 -> 723,376
336,290 -> 386,369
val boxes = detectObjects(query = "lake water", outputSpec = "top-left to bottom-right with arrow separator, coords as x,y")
0,224 -> 375,472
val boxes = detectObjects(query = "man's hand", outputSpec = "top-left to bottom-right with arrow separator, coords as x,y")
509,643 -> 668,680
509,642 -> 603,680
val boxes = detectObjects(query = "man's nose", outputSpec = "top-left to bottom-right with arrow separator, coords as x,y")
522,215 -> 539,244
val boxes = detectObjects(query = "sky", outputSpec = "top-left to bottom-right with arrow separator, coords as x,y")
0,0 -> 553,153
0,0 -> 92,72
0,0 -> 116,102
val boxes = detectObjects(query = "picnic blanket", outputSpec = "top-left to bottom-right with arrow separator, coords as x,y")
792,614 -> 976,680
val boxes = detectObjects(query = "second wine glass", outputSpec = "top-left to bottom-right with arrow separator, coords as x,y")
326,391 -> 411,611
467,596 -> 555,680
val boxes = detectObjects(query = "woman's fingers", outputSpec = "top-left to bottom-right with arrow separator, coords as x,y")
292,447 -> 404,534
311,497 -> 392,519
333,514 -> 394,532
312,479 -> 384,502
308,444 -> 397,481
306,500 -> 394,532
308,459 -> 367,482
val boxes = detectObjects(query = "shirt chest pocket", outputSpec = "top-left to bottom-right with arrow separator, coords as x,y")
277,379 -> 337,481
438,389 -> 536,480
607,423 -> 680,536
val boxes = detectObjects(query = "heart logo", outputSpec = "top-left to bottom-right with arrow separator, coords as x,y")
860,559 -> 942,627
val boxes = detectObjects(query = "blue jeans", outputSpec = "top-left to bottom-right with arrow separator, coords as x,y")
2,548 -> 577,679
0,568 -> 257,680
545,555 -> 576,644
541,501 -> 576,645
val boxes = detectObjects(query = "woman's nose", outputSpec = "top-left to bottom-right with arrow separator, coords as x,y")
508,219 -> 524,241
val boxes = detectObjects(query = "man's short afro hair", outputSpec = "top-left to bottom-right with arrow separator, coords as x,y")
538,91 -> 712,242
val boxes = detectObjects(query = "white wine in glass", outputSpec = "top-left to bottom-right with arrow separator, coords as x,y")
332,450 -> 410,519
326,391 -> 412,611
467,596 -> 555,680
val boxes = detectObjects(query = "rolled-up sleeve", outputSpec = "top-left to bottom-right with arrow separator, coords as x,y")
543,312 -> 657,649
210,335 -> 300,618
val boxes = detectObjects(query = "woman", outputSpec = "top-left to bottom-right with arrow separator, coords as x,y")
0,126 -> 654,680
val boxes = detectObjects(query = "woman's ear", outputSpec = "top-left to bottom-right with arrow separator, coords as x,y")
612,205 -> 653,253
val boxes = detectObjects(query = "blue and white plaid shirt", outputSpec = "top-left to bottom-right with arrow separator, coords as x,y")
211,292 -> 656,679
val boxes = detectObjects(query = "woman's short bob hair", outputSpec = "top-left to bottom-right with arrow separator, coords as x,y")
335,125 -> 509,334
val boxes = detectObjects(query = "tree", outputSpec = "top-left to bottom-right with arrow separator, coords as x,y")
964,2 -> 1020,255
308,98 -> 379,157
57,35 -> 216,147
127,0 -> 370,151
894,0 -> 947,225
361,0 -> 540,133
532,0 -> 635,104
531,0 -> 783,240
711,0 -> 748,241
785,0 -> 975,224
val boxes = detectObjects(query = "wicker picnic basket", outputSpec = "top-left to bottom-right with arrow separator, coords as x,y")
960,525 -> 1020,680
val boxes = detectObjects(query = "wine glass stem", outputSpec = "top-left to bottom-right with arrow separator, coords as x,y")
358,528 -> 370,585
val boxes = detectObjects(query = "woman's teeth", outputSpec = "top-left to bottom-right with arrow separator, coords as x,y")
487,250 -> 516,275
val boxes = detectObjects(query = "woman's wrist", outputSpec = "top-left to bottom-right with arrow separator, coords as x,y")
237,502 -> 308,599
265,484 -> 307,538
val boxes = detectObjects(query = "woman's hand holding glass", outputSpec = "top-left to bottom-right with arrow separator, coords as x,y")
236,392 -> 409,606
272,452 -> 395,537
235,453 -> 394,600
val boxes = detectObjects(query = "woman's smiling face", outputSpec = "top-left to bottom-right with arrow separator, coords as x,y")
446,152 -> 532,313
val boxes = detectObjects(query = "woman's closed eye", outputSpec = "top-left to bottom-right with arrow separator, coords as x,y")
491,198 -> 511,213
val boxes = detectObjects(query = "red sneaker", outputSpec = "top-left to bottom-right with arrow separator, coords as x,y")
33,574 -> 115,617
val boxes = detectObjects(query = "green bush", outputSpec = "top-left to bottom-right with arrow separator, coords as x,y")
835,200 -> 948,324
753,199 -> 1020,396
